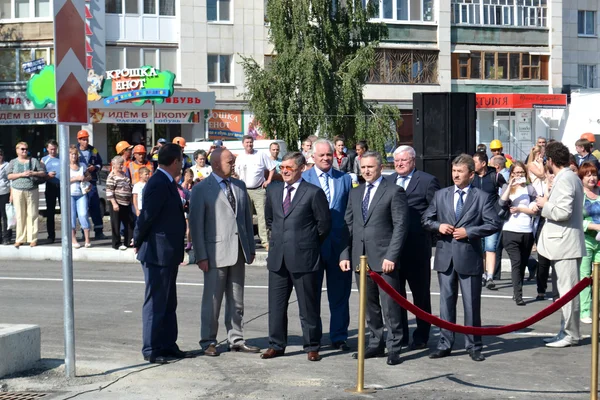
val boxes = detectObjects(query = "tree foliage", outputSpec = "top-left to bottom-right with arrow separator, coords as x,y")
241,0 -> 400,153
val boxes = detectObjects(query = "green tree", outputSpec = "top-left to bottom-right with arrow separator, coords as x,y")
241,0 -> 400,153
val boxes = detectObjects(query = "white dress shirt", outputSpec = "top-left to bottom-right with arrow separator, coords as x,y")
283,179 -> 303,203
234,150 -> 276,189
453,184 -> 471,212
362,176 -> 384,206
313,165 -> 335,205
213,173 -> 237,201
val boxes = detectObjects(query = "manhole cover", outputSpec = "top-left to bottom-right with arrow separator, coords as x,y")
0,393 -> 47,400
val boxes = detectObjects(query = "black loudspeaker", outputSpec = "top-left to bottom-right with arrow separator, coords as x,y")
412,93 -> 477,188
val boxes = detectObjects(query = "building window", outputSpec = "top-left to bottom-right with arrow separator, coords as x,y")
207,0 -> 231,22
367,0 -> 434,22
578,65 -> 597,88
0,0 -> 51,19
106,0 -> 175,15
207,54 -> 232,84
451,0 -> 547,27
452,51 -> 548,80
578,11 -> 596,36
105,46 -> 178,72
368,49 -> 438,84
0,47 -> 53,83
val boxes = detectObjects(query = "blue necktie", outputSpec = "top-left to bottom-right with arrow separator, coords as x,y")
455,189 -> 464,221
321,172 -> 331,204
397,175 -> 407,189
362,183 -> 374,222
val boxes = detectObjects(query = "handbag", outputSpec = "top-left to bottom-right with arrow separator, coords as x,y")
5,203 -> 16,229
29,158 -> 45,186
80,181 -> 92,194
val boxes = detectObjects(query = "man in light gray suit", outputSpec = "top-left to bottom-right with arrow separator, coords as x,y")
536,141 -> 586,348
422,154 -> 500,362
189,148 -> 260,357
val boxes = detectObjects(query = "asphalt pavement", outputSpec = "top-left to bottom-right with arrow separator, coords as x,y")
0,260 -> 595,399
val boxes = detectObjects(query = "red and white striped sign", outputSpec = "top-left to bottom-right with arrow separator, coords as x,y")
53,0 -> 88,124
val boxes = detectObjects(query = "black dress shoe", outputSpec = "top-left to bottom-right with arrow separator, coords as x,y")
230,343 -> 261,353
468,349 -> 485,362
352,347 -> 385,359
332,341 -> 351,351
515,298 -> 526,306
409,342 -> 427,351
144,355 -> 169,364
164,348 -> 195,359
429,349 -> 451,359
386,352 -> 402,366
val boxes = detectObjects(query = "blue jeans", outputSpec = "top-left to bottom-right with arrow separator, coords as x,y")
481,231 -> 500,252
71,195 -> 90,230
87,183 -> 103,233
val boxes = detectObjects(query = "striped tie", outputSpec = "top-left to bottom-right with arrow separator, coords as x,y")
283,185 -> 294,215
362,184 -> 374,222
455,190 -> 464,221
320,172 -> 331,204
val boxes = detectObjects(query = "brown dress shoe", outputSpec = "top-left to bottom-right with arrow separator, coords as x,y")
203,344 -> 219,357
307,351 -> 321,362
30,242 -> 37,247
260,348 -> 284,359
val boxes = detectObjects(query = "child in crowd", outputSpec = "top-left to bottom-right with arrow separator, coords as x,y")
190,150 -> 212,182
132,167 -> 150,217
182,168 -> 195,192
106,155 -> 133,251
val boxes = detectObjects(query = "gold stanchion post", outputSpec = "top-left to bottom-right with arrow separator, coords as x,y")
591,262 -> 599,400
346,256 -> 376,394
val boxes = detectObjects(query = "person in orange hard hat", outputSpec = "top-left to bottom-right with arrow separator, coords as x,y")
173,137 -> 193,177
76,129 -> 106,239
115,140 -> 133,169
489,140 -> 513,169
580,133 -> 600,160
129,145 -> 154,186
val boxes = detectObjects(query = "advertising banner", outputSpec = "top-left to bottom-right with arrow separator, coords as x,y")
0,110 -> 56,125
89,108 -> 201,124
208,110 -> 266,141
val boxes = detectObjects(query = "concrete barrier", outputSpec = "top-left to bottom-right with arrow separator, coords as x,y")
0,324 -> 41,378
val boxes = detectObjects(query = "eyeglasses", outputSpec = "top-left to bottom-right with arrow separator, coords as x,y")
280,165 -> 298,172
19,148 -> 28,151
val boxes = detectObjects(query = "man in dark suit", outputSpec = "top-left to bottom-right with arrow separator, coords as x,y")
422,154 -> 500,362
261,152 -> 331,362
302,139 -> 353,351
134,143 -> 192,364
388,145 -> 440,350
340,151 -> 409,366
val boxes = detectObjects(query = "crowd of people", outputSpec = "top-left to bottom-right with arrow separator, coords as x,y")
134,133 -> 594,367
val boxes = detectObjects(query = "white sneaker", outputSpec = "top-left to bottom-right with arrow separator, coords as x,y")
581,317 -> 593,324
119,245 -> 127,251
545,336 -> 578,348
543,332 -> 565,343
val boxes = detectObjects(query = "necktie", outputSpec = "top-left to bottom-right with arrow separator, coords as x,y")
320,172 -> 331,204
455,189 -> 465,221
397,176 -> 407,189
224,179 -> 236,214
283,185 -> 295,215
362,183 -> 374,222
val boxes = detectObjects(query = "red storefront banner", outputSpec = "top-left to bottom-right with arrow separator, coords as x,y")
476,93 -> 567,110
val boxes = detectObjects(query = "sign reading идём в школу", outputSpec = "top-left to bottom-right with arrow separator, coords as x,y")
96,66 -> 176,106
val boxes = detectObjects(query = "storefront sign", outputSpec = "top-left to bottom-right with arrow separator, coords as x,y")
26,65 -> 56,109
0,92 -> 39,110
22,59 -> 46,74
0,110 -> 56,125
101,67 -> 175,106
208,110 -> 266,140
476,93 -> 567,110
89,108 -> 201,124
88,91 -> 216,110
517,111 -> 532,141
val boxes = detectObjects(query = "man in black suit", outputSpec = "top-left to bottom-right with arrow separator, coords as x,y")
134,143 -> 192,364
340,151 -> 409,366
388,145 -> 440,350
422,154 -> 500,362
261,152 -> 331,362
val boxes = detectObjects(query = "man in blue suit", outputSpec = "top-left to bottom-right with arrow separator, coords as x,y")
134,143 -> 192,364
302,139 -> 353,351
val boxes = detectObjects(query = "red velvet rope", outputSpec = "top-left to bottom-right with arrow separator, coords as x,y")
368,270 -> 592,336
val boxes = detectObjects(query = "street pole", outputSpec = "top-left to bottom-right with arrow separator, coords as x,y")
59,125 -> 75,377
151,100 -> 156,146
591,262 -> 599,400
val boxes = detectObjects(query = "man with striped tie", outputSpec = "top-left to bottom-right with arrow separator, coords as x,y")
261,152 -> 331,362
302,139 -> 353,351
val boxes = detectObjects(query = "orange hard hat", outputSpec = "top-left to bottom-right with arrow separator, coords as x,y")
581,132 -> 596,143
173,137 -> 186,148
77,130 -> 90,139
115,141 -> 133,155
133,144 -> 147,154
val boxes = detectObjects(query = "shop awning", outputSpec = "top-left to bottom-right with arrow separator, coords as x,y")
476,93 -> 567,110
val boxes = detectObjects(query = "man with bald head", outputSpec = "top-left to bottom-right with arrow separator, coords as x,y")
189,148 -> 259,357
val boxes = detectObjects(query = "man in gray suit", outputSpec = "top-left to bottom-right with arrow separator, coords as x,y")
261,152 -> 331,362
189,148 -> 260,357
422,154 -> 500,362
340,151 -> 409,366
536,141 -> 586,348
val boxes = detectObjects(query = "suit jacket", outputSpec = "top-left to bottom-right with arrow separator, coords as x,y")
332,156 -> 350,173
265,180 -> 331,273
537,167 -> 586,260
134,169 -> 186,267
340,177 -> 409,272
189,174 -> 256,269
302,167 -> 352,264
422,186 -> 500,275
